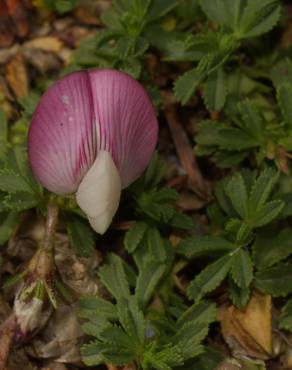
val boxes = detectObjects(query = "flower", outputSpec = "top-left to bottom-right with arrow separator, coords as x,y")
28,69 -> 158,233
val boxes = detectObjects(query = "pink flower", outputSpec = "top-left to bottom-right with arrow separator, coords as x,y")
28,69 -> 158,233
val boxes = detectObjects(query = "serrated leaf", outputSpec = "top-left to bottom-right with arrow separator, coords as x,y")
248,168 -> 279,213
82,320 -> 110,338
199,0 -> 244,30
252,200 -> 284,227
170,212 -> 193,230
81,341 -> 106,366
0,169 -> 33,193
177,300 -> 217,328
279,298 -> 292,331
79,295 -> 117,320
135,257 -> 166,308
124,222 -> 148,253
231,249 -> 253,289
229,276 -> 250,308
177,235 -> 234,258
226,172 -> 249,220
146,0 -> 179,22
174,67 -> 204,105
238,99 -> 264,138
99,325 -> 136,349
203,67 -> 227,112
99,253 -> 131,301
189,347 -> 224,370
146,228 -> 167,263
255,263 -> 292,296
117,296 -> 145,345
142,343 -> 184,370
277,83 -> 292,127
188,254 -> 232,302
4,192 -> 39,211
237,0 -> 281,39
144,152 -> 166,188
252,228 -> 292,270
81,340 -> 135,366
66,216 -> 95,257
174,321 -> 209,357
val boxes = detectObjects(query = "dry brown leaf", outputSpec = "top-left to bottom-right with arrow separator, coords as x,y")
30,304 -> 83,364
74,0 -> 110,25
54,234 -> 102,297
23,49 -> 61,74
0,44 -> 20,65
219,291 -> 272,360
23,37 -> 63,53
6,53 -> 29,98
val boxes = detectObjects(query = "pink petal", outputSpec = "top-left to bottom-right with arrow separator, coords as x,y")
28,71 -> 96,193
89,69 -> 158,188
29,69 -> 158,194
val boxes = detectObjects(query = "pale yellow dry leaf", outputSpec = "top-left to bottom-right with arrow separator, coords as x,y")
23,37 -> 63,53
219,291 -> 272,360
6,53 -> 29,98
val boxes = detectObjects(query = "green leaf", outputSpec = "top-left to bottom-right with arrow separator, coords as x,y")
199,0 -> 244,30
231,249 -> 253,289
146,0 -> 179,22
81,341 -> 135,366
66,216 -> 95,257
99,325 -> 136,349
188,347 -> 224,370
248,168 -> 279,213
252,200 -> 284,227
142,343 -> 184,370
99,253 -> 131,301
255,263 -> 292,297
4,192 -> 39,211
144,152 -> 166,188
79,295 -> 117,320
177,301 -> 217,328
178,235 -> 234,258
188,254 -> 232,301
135,257 -> 166,308
174,67 -> 204,105
203,67 -> 227,112
125,222 -> 148,253
229,276 -> 250,308
174,321 -> 209,359
252,228 -> 292,270
170,212 -> 194,230
81,341 -> 105,366
0,212 -> 19,245
237,99 -> 264,138
237,0 -> 281,39
279,298 -> 292,332
226,172 -> 249,220
117,296 -> 145,345
277,83 -> 292,127
0,169 -> 33,193
146,228 -> 167,263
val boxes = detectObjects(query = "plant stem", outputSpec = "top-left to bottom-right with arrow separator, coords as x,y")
42,201 -> 59,252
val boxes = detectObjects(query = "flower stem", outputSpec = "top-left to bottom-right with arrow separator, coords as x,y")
42,201 -> 59,253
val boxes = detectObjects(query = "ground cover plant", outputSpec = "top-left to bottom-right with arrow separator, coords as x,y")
1,0 -> 292,369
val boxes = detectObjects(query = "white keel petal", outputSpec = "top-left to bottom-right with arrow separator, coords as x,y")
76,150 -> 121,234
